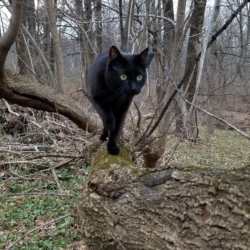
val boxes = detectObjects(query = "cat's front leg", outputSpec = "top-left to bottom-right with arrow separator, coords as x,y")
92,103 -> 115,141
107,140 -> 120,155
100,128 -> 108,141
107,113 -> 127,155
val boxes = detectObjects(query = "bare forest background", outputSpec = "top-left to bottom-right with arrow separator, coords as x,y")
1,0 -> 250,161
0,1 -> 250,249
0,0 -> 250,160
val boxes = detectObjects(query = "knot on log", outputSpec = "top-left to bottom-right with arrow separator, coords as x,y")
88,164 -> 135,198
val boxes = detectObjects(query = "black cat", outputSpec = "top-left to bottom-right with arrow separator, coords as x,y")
86,46 -> 154,155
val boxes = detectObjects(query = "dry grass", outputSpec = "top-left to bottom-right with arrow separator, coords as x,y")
166,126 -> 250,169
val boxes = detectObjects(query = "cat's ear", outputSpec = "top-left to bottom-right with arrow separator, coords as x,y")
139,48 -> 154,68
109,46 -> 121,61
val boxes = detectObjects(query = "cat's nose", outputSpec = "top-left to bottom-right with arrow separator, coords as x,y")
130,88 -> 140,95
131,83 -> 139,95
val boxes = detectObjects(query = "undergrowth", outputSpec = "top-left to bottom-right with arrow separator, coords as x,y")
166,126 -> 250,169
0,165 -> 89,249
0,107 -> 90,249
0,106 -> 250,249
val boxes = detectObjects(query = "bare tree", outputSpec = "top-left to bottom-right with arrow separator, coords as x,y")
1,2 -> 250,249
137,0 -> 250,167
16,0 -> 32,76
95,0 -> 102,52
121,0 -> 134,51
0,0 -> 97,132
179,0 -> 207,140
45,0 -> 66,93
205,0 -> 221,135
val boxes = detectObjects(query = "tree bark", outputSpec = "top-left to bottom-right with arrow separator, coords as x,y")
151,0 -> 184,162
75,0 -> 85,69
121,0 -> 134,52
95,0 -> 102,52
16,1 -> 30,76
76,148 -> 250,249
181,0 -> 207,140
119,0 -> 125,49
45,0 -> 66,93
0,0 -> 24,79
0,69 -> 98,132
205,0 -> 221,136
162,0 -> 175,68
75,0 -> 95,68
84,0 -> 94,65
138,0 -> 150,51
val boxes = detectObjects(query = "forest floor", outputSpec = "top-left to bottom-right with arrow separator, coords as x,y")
0,104 -> 250,250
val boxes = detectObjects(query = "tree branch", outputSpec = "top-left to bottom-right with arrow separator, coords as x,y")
206,0 -> 250,49
0,0 -> 24,78
184,97 -> 250,140
137,0 -> 250,144
0,70 -> 98,132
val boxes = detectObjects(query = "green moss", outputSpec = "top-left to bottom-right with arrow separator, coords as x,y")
91,145 -> 137,171
243,201 -> 250,214
220,178 -> 230,184
187,165 -> 202,171
130,167 -> 140,176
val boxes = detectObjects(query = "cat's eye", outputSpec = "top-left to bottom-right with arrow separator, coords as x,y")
120,74 -> 127,80
136,75 -> 142,81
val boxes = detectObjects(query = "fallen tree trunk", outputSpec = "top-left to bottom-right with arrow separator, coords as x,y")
0,70 -> 98,132
76,147 -> 250,250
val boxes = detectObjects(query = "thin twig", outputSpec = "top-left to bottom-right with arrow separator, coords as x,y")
40,158 -> 75,172
206,0 -> 250,50
184,99 -> 250,140
170,80 -> 250,140
111,232 -> 127,250
6,214 -> 71,250
8,169 -> 38,180
0,192 -> 77,198
27,154 -> 81,160
29,120 -> 58,146
51,168 -> 63,192
2,99 -> 19,116
0,160 -> 41,167
161,131 -> 185,166
133,101 -> 142,131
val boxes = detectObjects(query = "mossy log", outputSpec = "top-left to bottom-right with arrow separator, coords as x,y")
76,146 -> 250,250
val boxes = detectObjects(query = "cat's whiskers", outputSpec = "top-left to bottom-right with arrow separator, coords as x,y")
115,93 -> 125,111
100,91 -> 125,105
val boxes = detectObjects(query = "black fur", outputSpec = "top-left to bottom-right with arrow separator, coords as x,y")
86,46 -> 154,155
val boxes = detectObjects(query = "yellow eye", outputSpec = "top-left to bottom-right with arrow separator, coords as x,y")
136,75 -> 142,81
120,74 -> 127,80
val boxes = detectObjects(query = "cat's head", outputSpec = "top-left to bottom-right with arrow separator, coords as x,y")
105,46 -> 154,97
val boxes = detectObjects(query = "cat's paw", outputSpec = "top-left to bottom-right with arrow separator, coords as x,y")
100,133 -> 107,141
107,145 -> 120,155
